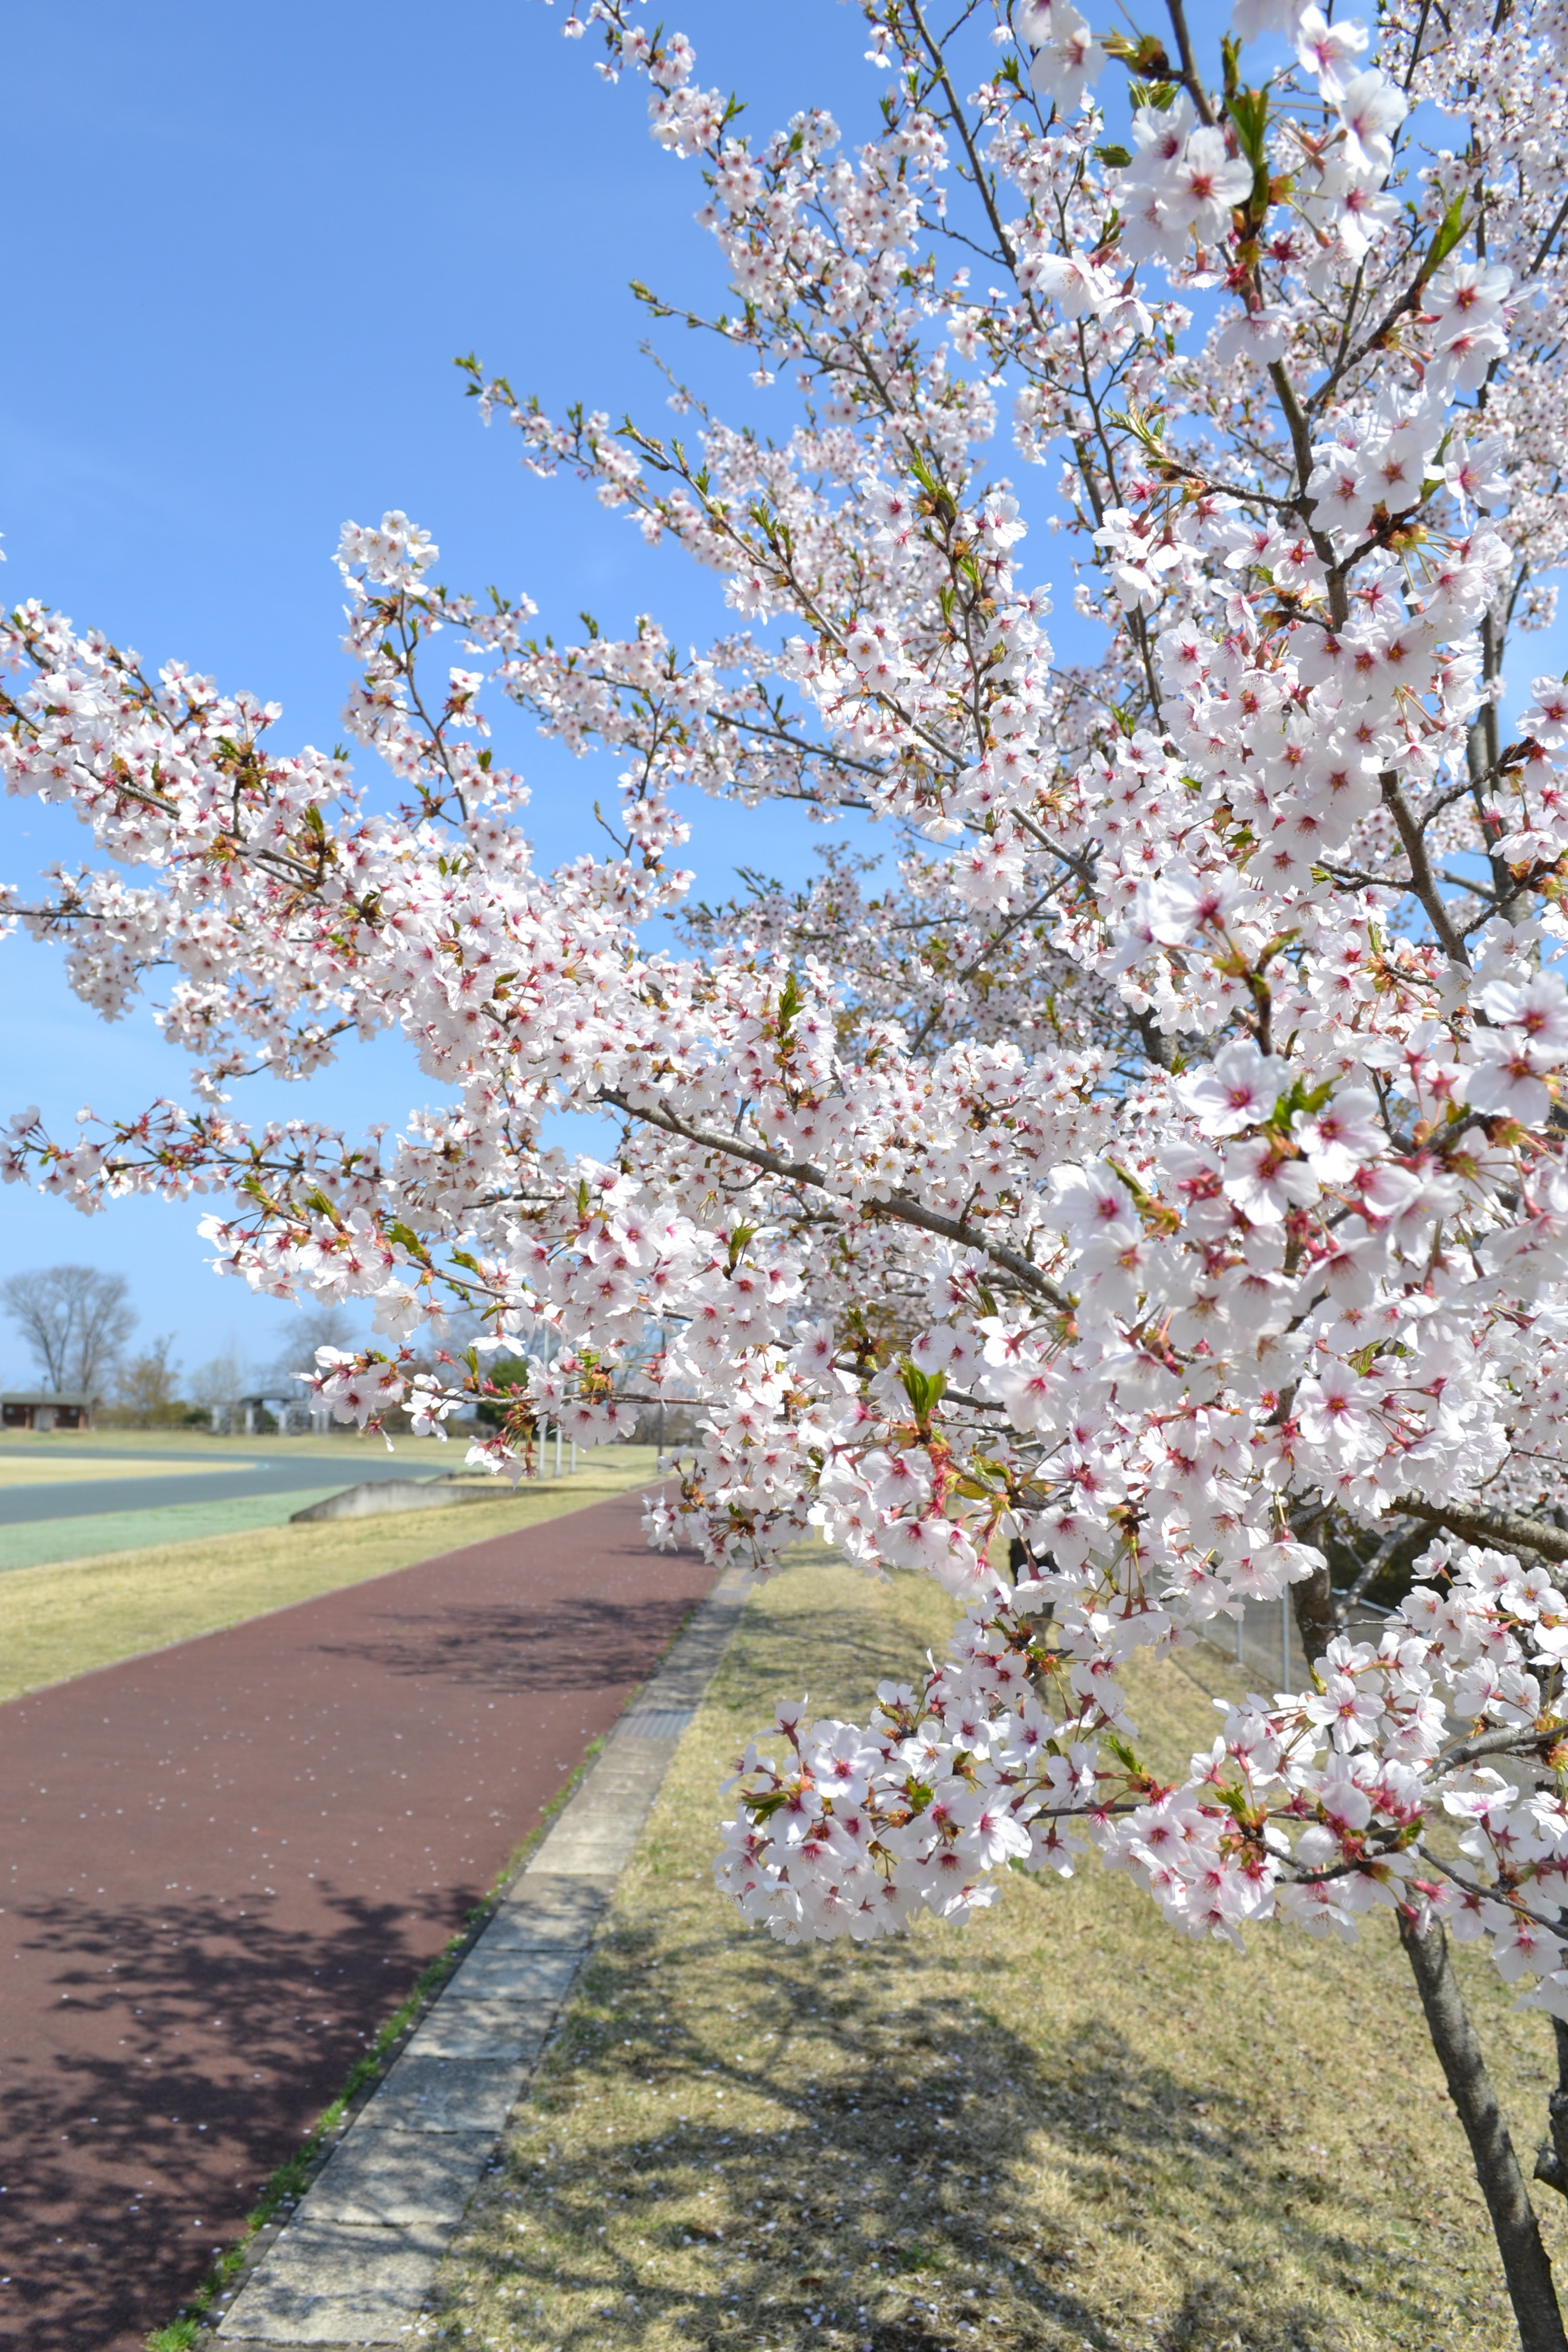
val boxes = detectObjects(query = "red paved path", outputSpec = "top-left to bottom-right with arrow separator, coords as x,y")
0,1489 -> 710,2351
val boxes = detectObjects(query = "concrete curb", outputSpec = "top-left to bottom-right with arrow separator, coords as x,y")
211,1563 -> 751,2347
289,1478 -> 500,1525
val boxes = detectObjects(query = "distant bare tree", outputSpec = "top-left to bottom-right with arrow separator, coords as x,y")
270,1302 -> 360,1395
293,1302 -> 359,1358
112,1334 -> 183,1426
188,1347 -> 249,1433
1,1265 -> 136,1394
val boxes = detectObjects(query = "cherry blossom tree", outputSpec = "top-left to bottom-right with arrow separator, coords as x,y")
7,0 -> 1568,2333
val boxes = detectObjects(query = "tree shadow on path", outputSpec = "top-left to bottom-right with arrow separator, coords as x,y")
0,1879 -> 441,2352
310,1593 -> 699,1696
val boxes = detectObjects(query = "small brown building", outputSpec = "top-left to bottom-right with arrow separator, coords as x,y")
0,1391 -> 98,1432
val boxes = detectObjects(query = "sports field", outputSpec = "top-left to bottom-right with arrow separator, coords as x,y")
0,1424 -> 620,1572
0,1434 -> 662,1698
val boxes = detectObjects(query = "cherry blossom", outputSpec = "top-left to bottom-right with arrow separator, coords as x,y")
7,0 -> 1568,2334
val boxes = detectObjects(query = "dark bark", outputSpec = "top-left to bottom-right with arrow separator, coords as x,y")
1395,1495 -> 1568,1566
1129,1008 -> 1176,1071
1399,1911 -> 1567,2350
1289,1551 -> 1339,1673
1534,2017 -> 1568,2199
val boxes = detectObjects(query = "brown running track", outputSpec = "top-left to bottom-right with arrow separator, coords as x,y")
0,1488 -> 712,2352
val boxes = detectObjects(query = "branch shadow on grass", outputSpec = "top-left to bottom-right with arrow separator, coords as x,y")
443,1904 -> 1459,2352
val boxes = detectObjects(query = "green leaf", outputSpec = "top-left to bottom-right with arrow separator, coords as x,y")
1423,191 -> 1470,278
1102,30 -> 1171,72
746,1786 -> 794,1822
721,1222 -> 760,1275
1229,83 -> 1271,169
1266,1074 -> 1335,1134
898,1360 -> 947,1425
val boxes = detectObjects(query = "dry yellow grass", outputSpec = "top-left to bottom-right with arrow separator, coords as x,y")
0,1446 -> 660,1702
0,1454 -> 228,1486
433,1555 -> 1566,2352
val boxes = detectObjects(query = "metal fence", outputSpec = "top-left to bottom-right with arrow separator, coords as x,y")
1215,1591 -> 1393,1691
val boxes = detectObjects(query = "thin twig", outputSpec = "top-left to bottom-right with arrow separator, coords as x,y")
597,1085 -> 1068,1307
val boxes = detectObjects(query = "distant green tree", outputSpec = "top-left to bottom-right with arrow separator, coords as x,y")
474,1354 -> 533,1430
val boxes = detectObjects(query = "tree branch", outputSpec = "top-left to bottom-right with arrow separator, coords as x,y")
1398,1912 -> 1568,2351
1436,1723 -> 1568,1775
1393,1496 -> 1568,1563
1379,772 -> 1471,963
1163,0 -> 1217,126
597,1086 -> 1066,1307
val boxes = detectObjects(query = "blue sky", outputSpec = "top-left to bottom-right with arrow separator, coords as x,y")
0,0 -> 892,1387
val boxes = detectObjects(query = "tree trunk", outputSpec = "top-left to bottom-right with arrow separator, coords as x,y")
1533,2017 -> 1568,2199
1399,1910 -> 1567,2350
1289,1550 -> 1339,1675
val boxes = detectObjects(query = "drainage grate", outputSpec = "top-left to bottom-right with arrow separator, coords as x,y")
614,1708 -> 696,1741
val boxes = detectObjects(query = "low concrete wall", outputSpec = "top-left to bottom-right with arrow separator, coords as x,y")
290,1478 -> 500,1525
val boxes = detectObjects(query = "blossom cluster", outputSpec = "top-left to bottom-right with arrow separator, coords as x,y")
718,1537 -> 1568,2026
5,0 -> 1568,1999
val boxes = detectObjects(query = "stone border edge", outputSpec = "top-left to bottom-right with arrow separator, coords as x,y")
198,1561 -> 753,2351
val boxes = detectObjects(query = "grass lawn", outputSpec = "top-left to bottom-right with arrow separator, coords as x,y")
431,1552 -> 1564,2352
0,1428 -> 478,1458
0,1445 -> 661,1703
